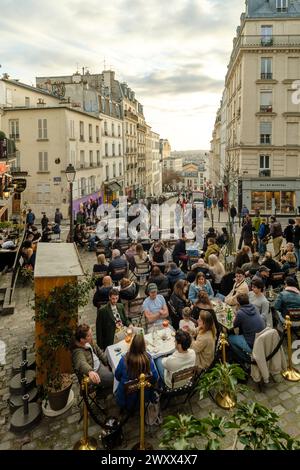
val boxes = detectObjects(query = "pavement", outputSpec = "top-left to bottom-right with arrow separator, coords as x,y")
0,208 -> 299,450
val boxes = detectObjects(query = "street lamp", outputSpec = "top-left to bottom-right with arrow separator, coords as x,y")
65,163 -> 76,243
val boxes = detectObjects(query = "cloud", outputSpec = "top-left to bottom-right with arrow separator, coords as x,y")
0,0 -> 246,149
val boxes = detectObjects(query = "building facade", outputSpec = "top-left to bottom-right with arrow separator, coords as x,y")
213,0 -> 300,214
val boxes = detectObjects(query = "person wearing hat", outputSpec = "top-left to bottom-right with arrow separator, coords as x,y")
142,283 -> 169,332
252,265 -> 271,288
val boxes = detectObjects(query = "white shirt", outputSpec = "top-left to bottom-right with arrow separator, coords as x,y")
161,349 -> 196,389
85,343 -> 100,372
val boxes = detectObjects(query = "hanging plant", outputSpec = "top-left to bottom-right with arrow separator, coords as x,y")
34,275 -> 95,394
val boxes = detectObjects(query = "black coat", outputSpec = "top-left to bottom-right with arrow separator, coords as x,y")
96,303 -> 129,350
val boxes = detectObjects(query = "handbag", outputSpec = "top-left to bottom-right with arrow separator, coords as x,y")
145,392 -> 162,426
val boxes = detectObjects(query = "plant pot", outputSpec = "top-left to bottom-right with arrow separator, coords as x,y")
47,376 -> 73,411
215,392 -> 236,410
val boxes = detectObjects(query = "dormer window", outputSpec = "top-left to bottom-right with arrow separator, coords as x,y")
276,0 -> 288,12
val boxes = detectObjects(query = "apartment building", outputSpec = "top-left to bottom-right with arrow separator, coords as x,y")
214,0 -> 300,214
1,105 -> 103,218
137,103 -> 147,198
150,130 -> 162,196
160,139 -> 172,160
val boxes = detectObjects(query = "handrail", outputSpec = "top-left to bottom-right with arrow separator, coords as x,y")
9,226 -> 27,304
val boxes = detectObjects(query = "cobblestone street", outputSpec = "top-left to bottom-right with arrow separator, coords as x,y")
0,214 -> 300,450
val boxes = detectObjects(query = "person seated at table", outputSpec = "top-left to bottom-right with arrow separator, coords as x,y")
21,240 -> 36,268
119,278 -> 139,301
96,289 -> 131,350
188,272 -> 214,304
234,246 -> 251,269
172,236 -> 188,271
114,334 -> 159,410
133,243 -> 149,273
72,323 -> 113,391
179,307 -> 197,334
166,262 -> 186,290
108,249 -> 128,282
169,280 -> 191,330
149,241 -> 172,273
93,275 -> 113,308
189,258 -> 212,283
241,253 -> 261,276
155,330 -> 196,388
249,279 -> 272,328
281,252 -> 297,276
261,251 -> 282,276
146,266 -> 169,293
191,310 -> 216,370
125,242 -> 137,272
191,291 -> 214,320
204,238 -> 220,263
251,265 -> 271,289
224,269 -> 249,307
274,277 -> 300,321
142,283 -> 169,331
93,254 -> 109,283
228,293 -> 265,362
208,254 -> 225,294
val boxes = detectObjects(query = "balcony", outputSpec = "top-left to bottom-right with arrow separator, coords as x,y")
261,73 -> 273,80
9,134 -> 20,140
124,110 -> 138,122
259,169 -> 271,177
260,135 -> 272,145
260,105 -> 273,113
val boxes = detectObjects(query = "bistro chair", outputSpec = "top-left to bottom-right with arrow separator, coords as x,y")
160,366 -> 198,412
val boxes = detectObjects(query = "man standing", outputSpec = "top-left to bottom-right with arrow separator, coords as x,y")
41,213 -> 49,231
230,204 -> 237,224
54,208 -> 63,226
96,289 -> 130,351
269,216 -> 283,260
26,209 -> 35,227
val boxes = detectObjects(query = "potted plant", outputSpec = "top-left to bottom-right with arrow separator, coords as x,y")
197,363 -> 247,410
34,275 -> 95,411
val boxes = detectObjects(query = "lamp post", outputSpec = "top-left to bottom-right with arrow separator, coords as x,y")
65,164 -> 76,243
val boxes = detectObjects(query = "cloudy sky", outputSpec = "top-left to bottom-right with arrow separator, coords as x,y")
1,0 -> 245,150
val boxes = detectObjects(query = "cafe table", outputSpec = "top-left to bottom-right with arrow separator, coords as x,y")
211,300 -> 235,331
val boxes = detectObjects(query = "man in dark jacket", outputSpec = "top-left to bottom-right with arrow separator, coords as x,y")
228,293 -> 265,361
72,323 -> 113,390
166,262 -> 186,289
108,249 -> 128,281
54,208 -> 63,225
96,289 -> 131,351
270,216 -> 283,260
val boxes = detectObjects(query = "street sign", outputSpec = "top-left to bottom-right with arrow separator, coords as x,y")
13,178 -> 27,193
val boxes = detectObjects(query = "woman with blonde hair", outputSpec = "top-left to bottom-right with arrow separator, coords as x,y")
191,310 -> 216,370
208,254 -> 225,294
93,254 -> 109,286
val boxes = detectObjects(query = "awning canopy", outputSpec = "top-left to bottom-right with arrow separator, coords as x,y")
104,181 -> 122,192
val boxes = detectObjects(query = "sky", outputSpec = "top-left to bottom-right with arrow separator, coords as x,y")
0,0 -> 245,150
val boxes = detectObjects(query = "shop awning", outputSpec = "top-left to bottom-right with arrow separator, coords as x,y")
105,181 -> 122,192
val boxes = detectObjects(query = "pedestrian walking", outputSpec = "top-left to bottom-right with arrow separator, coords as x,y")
54,208 -> 63,225
26,209 -> 35,227
41,213 -> 49,231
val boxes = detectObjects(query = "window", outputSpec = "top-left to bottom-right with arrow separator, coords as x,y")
260,91 -> 272,112
96,125 -> 99,142
119,162 -> 122,175
70,150 -> 76,166
105,143 -> 108,157
106,165 -> 109,181
38,119 -> 47,139
70,120 -> 75,139
260,122 -> 272,144
89,124 -> 93,142
112,123 -> 115,136
38,151 -> 48,171
261,26 -> 273,46
261,58 -> 272,79
25,97 -> 30,107
89,150 -> 93,167
80,121 -> 84,140
118,125 -> 121,137
96,150 -> 100,166
113,163 -> 116,178
80,150 -> 85,167
90,176 -> 96,192
259,155 -> 271,176
119,143 -> 121,156
112,143 -> 115,156
276,0 -> 288,12
81,178 -> 86,196
104,121 -> 108,135
9,120 -> 19,139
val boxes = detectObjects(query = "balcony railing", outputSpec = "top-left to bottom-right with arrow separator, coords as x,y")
260,105 -> 273,113
259,170 -> 271,177
260,73 -> 273,80
9,134 -> 20,140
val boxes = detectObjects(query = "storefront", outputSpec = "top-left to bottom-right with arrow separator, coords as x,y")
103,181 -> 122,204
240,178 -> 300,215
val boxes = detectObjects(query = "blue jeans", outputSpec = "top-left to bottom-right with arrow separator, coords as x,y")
295,247 -> 300,269
228,334 -> 252,362
154,357 -> 165,387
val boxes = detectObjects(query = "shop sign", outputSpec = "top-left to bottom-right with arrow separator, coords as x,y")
13,178 -> 27,193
